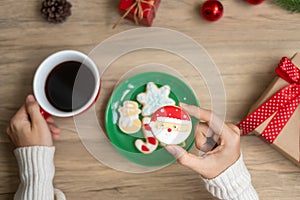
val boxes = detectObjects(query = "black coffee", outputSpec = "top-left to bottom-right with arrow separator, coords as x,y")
45,61 -> 96,112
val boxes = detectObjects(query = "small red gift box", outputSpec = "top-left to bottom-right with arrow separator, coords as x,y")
117,0 -> 160,27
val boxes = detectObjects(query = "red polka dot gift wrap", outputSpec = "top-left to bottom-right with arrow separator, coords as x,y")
238,53 -> 300,166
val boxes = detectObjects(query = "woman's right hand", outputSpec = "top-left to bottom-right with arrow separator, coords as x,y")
165,103 -> 241,179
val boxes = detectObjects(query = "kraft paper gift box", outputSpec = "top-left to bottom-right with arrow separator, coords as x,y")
238,53 -> 300,166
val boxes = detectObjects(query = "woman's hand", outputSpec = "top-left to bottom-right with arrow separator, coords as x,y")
6,94 -> 60,147
165,103 -> 241,179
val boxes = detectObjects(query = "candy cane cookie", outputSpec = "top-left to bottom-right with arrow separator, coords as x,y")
135,117 -> 158,154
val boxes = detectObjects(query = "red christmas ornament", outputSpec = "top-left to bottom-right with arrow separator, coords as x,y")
246,0 -> 264,5
201,0 -> 224,22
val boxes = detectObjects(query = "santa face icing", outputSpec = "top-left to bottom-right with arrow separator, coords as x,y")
150,106 -> 192,145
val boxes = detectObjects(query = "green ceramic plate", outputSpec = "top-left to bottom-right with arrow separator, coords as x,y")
105,72 -> 199,166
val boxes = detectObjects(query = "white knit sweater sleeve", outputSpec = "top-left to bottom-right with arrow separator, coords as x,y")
201,154 -> 259,200
14,146 -> 66,200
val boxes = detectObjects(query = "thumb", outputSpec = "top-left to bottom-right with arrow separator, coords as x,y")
165,145 -> 203,173
25,95 -> 45,125
165,145 -> 187,159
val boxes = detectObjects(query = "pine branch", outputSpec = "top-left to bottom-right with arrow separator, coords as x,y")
272,0 -> 300,13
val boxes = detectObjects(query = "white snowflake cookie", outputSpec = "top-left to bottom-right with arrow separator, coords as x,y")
137,82 -> 175,116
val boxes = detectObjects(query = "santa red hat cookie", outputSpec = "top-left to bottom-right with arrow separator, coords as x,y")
150,106 -> 192,145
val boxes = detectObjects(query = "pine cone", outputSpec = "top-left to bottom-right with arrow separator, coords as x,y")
41,0 -> 72,23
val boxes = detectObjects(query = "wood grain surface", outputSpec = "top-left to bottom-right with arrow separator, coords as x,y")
1,0 -> 300,199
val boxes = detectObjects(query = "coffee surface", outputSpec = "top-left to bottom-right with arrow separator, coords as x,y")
45,61 -> 96,112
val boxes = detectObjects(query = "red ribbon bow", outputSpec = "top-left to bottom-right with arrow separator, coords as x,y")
237,57 -> 300,143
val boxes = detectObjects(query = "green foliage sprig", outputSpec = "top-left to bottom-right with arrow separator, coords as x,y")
272,0 -> 300,13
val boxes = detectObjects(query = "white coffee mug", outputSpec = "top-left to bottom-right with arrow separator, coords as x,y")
33,50 -> 100,118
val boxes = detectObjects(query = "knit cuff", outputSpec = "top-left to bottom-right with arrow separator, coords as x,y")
201,154 -> 258,200
14,146 -> 55,200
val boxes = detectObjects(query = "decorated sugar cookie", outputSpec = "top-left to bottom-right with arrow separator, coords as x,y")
150,106 -> 192,145
135,117 -> 159,154
118,101 -> 142,134
137,82 -> 175,116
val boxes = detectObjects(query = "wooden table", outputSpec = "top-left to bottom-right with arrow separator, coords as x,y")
1,0 -> 299,199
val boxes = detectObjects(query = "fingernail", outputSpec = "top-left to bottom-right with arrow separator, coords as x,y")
179,102 -> 187,107
179,103 -> 191,111
52,133 -> 60,139
27,95 -> 35,103
165,145 -> 186,159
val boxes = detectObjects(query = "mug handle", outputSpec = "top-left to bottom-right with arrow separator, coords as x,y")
40,107 -> 51,119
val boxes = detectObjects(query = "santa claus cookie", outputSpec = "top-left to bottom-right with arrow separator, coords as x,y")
137,82 -> 175,116
150,106 -> 192,145
118,101 -> 142,134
